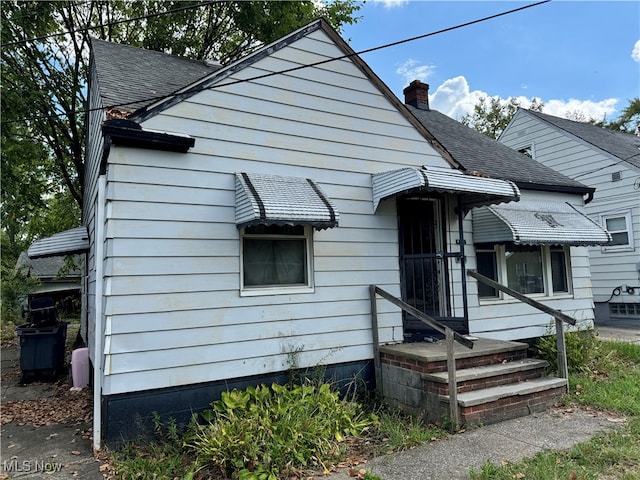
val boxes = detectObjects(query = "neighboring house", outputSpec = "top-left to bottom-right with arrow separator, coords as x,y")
15,251 -> 83,317
27,20 -> 609,448
500,109 -> 640,321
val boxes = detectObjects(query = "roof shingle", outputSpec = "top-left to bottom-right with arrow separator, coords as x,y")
524,110 -> 640,170
407,106 -> 592,193
90,38 -> 221,113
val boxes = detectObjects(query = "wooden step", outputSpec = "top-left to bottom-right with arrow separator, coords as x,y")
423,358 -> 549,395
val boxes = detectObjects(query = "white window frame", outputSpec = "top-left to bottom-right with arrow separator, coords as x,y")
601,211 -> 634,253
477,244 -> 573,301
240,225 -> 314,297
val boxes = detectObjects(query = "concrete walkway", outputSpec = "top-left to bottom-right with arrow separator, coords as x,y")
1,343 -> 105,479
325,407 -> 625,479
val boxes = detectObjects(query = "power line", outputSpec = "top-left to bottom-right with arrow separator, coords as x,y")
0,1 -> 216,48
2,0 -> 551,126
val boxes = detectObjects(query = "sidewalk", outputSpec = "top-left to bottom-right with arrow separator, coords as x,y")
326,407 -> 624,479
1,338 -> 630,480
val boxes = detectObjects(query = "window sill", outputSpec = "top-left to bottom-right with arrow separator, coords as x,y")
479,292 -> 574,305
601,246 -> 634,254
240,285 -> 315,297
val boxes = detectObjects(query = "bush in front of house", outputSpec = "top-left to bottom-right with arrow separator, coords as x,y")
184,382 -> 377,480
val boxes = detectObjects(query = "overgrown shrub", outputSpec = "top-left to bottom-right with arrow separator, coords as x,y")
535,328 -> 604,375
184,382 -> 377,479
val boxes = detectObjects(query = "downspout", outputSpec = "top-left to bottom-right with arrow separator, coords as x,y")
584,190 -> 594,205
93,174 -> 106,452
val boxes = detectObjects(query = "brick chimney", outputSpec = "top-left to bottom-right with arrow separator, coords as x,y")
403,80 -> 429,110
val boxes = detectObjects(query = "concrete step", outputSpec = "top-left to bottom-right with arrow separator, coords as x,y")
454,377 -> 567,407
423,358 -> 549,384
447,377 -> 568,426
423,358 -> 549,394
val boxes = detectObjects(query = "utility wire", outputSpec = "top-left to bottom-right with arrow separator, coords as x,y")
2,0 -> 550,125
1,1 -> 217,48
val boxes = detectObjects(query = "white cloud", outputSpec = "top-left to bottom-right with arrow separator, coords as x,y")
632,40 -> 640,62
426,75 -> 619,123
543,98 -> 618,122
371,0 -> 408,8
396,59 -> 436,84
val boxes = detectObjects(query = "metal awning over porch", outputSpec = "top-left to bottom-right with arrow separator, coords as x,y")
472,201 -> 612,246
27,227 -> 89,259
235,172 -> 339,230
371,165 -> 520,211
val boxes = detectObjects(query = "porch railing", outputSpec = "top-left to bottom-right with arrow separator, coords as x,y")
370,285 -> 473,430
467,270 -> 575,381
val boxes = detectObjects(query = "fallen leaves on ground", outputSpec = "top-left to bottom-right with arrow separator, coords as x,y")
1,369 -> 92,427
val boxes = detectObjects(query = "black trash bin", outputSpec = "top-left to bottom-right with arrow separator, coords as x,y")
16,322 -> 68,383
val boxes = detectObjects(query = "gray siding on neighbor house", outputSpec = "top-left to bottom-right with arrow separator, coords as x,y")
98,29 -> 454,395
500,111 -> 640,305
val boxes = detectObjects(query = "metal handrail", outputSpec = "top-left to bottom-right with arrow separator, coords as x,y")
370,285 -> 473,430
467,270 -> 573,380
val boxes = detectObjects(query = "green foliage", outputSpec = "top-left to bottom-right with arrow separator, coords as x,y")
109,413 -> 196,480
460,96 -> 543,139
568,342 -> 640,416
184,382 -> 376,479
0,258 -> 40,329
534,329 -> 604,375
373,407 -> 445,453
1,0 -> 361,271
600,97 -> 640,133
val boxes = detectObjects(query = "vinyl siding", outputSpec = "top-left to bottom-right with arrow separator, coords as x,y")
465,190 -> 596,340
99,29 -> 449,395
501,111 -> 640,304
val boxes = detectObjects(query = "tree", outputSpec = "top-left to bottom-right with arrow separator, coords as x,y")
460,96 -> 543,140
0,0 -> 360,257
602,97 -> 640,133
1,1 -> 361,312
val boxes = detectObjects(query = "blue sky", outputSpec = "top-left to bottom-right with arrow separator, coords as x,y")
342,0 -> 640,122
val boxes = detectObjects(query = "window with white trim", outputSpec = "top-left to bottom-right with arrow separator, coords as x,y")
476,244 -> 571,299
602,212 -> 633,252
240,224 -> 313,294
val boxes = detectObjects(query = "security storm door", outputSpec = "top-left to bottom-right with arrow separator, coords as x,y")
399,198 -> 450,341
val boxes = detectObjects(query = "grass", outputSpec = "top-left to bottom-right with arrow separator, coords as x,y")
471,339 -> 640,480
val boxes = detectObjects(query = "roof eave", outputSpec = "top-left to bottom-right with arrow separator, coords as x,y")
102,121 -> 195,153
514,181 -> 594,196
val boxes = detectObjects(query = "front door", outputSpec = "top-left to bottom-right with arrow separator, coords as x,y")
398,198 -> 450,341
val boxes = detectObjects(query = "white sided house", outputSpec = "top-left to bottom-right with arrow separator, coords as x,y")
28,21 -> 610,448
500,109 -> 640,321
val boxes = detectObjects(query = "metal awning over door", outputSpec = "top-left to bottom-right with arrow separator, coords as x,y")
472,201 -> 612,246
372,165 -> 520,211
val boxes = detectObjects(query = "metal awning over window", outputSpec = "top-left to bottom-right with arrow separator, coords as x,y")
27,227 -> 89,259
235,172 -> 339,230
472,201 -> 612,246
372,165 -> 520,211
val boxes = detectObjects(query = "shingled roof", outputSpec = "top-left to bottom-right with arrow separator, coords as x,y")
90,38 -> 221,114
406,105 -> 592,194
524,110 -> 640,170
